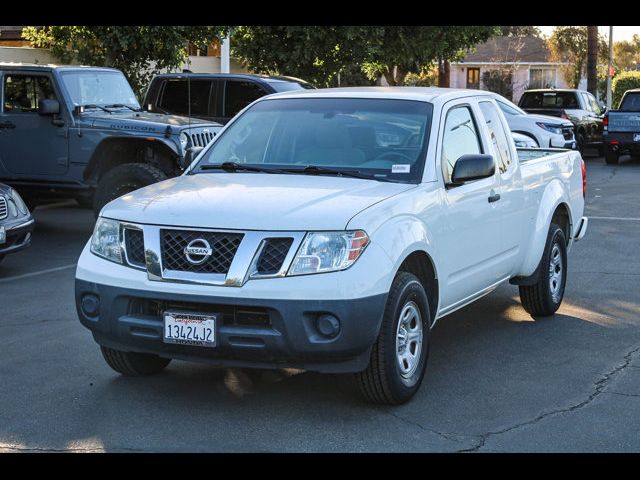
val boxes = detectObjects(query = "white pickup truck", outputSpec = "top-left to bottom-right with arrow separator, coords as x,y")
76,87 -> 588,404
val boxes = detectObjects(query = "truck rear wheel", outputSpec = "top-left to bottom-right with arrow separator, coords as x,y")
93,163 -> 167,217
357,272 -> 431,405
100,346 -> 171,376
604,148 -> 620,165
519,223 -> 567,317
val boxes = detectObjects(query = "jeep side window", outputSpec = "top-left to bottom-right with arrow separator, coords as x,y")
441,106 -> 483,183
158,79 -> 212,117
4,75 -> 56,113
224,81 -> 267,118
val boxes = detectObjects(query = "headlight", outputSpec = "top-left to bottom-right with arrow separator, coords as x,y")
288,230 -> 369,276
179,132 -> 189,150
10,189 -> 29,215
536,122 -> 563,135
90,218 -> 122,264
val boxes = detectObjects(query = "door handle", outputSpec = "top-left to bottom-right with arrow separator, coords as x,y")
0,121 -> 16,129
488,193 -> 501,203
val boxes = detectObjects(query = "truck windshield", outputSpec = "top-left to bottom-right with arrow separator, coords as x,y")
194,97 -> 433,183
59,70 -> 140,110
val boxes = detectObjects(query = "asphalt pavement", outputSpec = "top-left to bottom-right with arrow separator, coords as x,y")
1,153 -> 639,452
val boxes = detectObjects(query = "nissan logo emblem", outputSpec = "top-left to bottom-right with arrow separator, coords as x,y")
184,239 -> 213,265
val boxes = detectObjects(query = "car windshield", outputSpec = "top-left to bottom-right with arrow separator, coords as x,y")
193,97 -> 433,183
520,92 -> 578,109
59,70 -> 140,109
497,100 -> 525,116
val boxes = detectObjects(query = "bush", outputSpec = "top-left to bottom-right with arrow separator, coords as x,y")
481,70 -> 513,101
612,71 -> 640,108
403,69 -> 438,87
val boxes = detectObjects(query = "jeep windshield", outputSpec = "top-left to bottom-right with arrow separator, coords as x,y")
193,97 -> 433,183
60,70 -> 141,111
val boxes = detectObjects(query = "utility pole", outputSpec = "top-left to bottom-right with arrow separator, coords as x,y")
221,35 -> 230,74
607,26 -> 613,109
587,26 -> 598,96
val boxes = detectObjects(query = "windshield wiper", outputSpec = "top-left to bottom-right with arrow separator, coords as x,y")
283,165 -> 372,180
79,104 -> 112,113
199,162 -> 285,174
104,103 -> 141,112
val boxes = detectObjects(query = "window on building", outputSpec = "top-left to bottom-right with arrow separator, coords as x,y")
3,75 -> 56,113
441,106 -> 483,183
187,43 -> 208,57
466,68 -> 480,89
529,68 -> 556,89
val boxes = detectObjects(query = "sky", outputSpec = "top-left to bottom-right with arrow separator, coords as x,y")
538,26 -> 640,41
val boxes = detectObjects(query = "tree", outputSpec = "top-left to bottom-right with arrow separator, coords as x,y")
498,26 -> 541,37
232,26 -> 498,87
613,34 -> 640,70
22,26 -> 229,97
548,26 -> 608,89
587,26 -> 598,95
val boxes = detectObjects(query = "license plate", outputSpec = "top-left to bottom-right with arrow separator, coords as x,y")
163,311 -> 217,347
0,226 -> 5,245
634,133 -> 640,142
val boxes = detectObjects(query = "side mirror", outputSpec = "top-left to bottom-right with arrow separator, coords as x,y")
451,154 -> 495,185
38,99 -> 60,115
183,146 -> 204,168
601,105 -> 607,115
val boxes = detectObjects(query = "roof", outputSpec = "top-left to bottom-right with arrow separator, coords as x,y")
461,35 -> 555,63
0,62 -> 121,72
522,88 -> 580,93
265,86 -> 497,103
0,26 -> 26,41
155,72 -> 310,84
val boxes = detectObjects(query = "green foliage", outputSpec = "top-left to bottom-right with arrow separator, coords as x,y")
404,68 -> 438,87
22,26 -> 229,98
498,26 -> 541,37
481,70 -> 513,100
232,26 -> 499,87
548,26 -> 608,89
612,71 -> 640,108
613,34 -> 640,71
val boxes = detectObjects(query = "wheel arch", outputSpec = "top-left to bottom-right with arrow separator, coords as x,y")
396,250 -> 439,324
83,137 -> 179,183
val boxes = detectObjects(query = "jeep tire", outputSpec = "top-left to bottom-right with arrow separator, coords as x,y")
93,163 -> 167,217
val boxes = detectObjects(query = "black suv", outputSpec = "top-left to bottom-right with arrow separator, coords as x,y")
144,73 -> 315,124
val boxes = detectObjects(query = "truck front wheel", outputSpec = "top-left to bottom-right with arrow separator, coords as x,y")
357,272 -> 431,405
100,346 -> 171,376
519,223 -> 567,317
93,163 -> 168,217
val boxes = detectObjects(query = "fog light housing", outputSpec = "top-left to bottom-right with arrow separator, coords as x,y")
316,314 -> 340,338
81,294 -> 100,317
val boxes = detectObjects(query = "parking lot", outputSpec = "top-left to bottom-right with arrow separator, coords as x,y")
1,154 -> 639,452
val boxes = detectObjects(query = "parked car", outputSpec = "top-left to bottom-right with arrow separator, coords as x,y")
0,182 -> 33,265
76,87 -> 588,405
494,95 -> 576,149
518,88 -> 604,153
144,73 -> 315,124
602,88 -> 640,164
0,63 -> 223,216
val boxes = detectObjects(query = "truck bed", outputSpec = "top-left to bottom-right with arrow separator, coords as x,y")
516,148 -> 572,163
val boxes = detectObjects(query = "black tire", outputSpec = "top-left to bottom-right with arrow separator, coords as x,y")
76,194 -> 94,209
100,346 -> 171,376
93,163 -> 167,217
0,254 -> 4,265
605,149 -> 620,165
519,223 -> 567,317
357,271 -> 431,405
576,132 -> 586,155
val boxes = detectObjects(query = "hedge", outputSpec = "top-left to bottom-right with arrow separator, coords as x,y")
612,71 -> 640,108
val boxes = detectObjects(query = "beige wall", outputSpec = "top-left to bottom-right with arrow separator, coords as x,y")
0,46 -> 58,65
180,56 -> 250,74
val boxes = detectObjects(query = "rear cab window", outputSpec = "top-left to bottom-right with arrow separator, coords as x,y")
620,92 -> 640,111
478,101 -> 513,175
520,91 -> 579,109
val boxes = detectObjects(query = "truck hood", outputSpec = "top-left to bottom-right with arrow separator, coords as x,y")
523,112 -> 574,127
79,110 -> 220,133
102,173 -> 416,230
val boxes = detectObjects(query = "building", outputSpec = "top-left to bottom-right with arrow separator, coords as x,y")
450,35 -> 580,103
0,26 -> 248,74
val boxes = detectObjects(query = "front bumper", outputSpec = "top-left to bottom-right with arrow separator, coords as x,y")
75,279 -> 387,373
0,217 -> 34,256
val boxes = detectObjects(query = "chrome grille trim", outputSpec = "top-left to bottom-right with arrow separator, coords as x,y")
0,196 -> 7,220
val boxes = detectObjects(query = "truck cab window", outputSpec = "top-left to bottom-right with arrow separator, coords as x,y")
441,106 -> 482,183
479,101 -> 512,174
4,75 -> 56,113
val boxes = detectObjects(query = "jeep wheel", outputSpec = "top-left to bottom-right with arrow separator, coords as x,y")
357,272 -> 431,405
93,163 -> 167,217
100,346 -> 171,376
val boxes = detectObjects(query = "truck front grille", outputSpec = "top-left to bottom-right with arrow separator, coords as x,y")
256,238 -> 293,275
124,228 -> 145,268
0,197 -> 7,220
190,130 -> 215,147
161,229 -> 243,274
